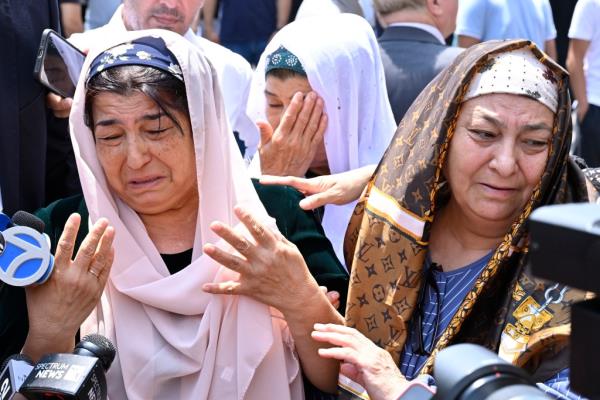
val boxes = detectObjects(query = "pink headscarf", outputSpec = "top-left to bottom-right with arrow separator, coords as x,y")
69,29 -> 303,399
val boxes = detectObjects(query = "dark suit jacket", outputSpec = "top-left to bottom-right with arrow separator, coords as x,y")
0,0 -> 80,217
379,26 -> 463,124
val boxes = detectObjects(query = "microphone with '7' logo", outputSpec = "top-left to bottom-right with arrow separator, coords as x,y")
0,211 -> 54,287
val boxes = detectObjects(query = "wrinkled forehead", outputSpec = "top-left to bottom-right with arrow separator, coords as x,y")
459,92 -> 556,129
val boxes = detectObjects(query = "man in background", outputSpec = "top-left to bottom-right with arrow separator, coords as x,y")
456,0 -> 557,60
50,0 -> 259,156
0,0 -> 80,217
376,0 -> 462,124
567,0 -> 600,167
203,0 -> 291,66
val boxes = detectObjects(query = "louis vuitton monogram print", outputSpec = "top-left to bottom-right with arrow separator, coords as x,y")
343,40 -> 594,377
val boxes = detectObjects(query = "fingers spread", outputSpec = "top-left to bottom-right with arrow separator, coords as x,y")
209,220 -> 258,256
203,243 -> 251,275
74,218 -> 109,267
202,281 -> 243,295
233,206 -> 274,247
54,213 -> 82,269
88,226 -> 115,284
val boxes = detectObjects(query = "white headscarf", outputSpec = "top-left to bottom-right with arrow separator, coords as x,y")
247,14 -> 397,265
71,29 -> 302,399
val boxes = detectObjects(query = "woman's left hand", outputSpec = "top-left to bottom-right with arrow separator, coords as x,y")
203,206 -> 344,392
312,323 -> 409,400
202,205 -> 322,314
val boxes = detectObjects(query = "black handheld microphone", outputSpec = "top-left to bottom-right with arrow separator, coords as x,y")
0,354 -> 34,400
19,334 -> 116,400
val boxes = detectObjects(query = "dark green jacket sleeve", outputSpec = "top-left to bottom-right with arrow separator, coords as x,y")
36,194 -> 89,254
252,179 -> 349,313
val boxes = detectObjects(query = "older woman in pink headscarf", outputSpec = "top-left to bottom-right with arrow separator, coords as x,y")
20,29 -> 342,399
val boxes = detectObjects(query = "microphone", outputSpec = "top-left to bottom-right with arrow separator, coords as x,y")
0,354 -> 34,400
393,344 -> 550,399
0,213 -> 11,231
19,334 -> 116,400
0,211 -> 54,287
11,212 -> 45,236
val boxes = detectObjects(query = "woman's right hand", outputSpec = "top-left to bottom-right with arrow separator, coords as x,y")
312,323 -> 410,400
259,164 -> 376,210
22,214 -> 115,360
257,91 -> 328,177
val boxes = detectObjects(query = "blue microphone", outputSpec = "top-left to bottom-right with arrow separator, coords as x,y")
0,211 -> 54,287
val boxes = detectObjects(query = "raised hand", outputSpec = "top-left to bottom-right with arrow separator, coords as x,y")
257,91 -> 328,177
201,205 -> 321,311
23,214 -> 115,360
260,164 -> 376,210
202,205 -> 344,391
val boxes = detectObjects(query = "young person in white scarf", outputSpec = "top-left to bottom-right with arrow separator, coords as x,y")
20,30 -> 343,399
246,14 -> 397,267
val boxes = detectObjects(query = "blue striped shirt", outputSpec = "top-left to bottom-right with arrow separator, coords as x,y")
397,253 -> 585,399
540,369 -> 586,399
399,252 -> 492,379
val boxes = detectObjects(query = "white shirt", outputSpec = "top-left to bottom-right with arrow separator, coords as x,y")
568,0 -> 600,107
387,22 -> 446,44
456,0 -> 556,50
70,6 -> 259,156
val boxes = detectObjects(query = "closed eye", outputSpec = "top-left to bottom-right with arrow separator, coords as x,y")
521,138 -> 550,155
96,133 -> 122,142
147,127 -> 170,135
469,129 -> 496,140
523,138 -> 549,147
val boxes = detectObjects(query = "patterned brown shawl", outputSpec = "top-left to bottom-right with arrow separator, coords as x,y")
344,40 -> 594,379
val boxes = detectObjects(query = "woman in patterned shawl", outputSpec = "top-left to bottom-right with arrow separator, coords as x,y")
293,39 -> 596,399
